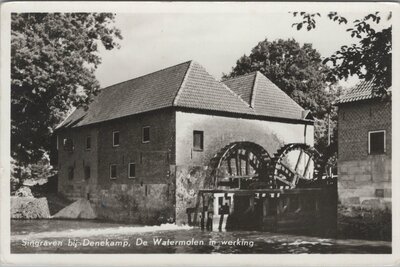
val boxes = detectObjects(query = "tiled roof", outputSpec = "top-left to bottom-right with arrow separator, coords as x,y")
222,72 -> 256,105
174,62 -> 254,115
58,61 -> 307,129
59,61 -> 191,128
222,72 -> 304,120
337,80 -> 378,104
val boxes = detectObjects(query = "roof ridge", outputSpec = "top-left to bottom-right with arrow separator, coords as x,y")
249,71 -> 258,108
180,61 -> 254,112
100,60 -> 193,92
173,60 -> 193,106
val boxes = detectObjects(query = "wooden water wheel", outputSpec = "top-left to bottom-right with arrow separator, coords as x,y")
268,143 -> 321,189
205,142 -> 273,189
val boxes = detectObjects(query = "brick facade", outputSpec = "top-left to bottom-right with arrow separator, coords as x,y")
56,109 -> 176,223
337,99 -> 392,208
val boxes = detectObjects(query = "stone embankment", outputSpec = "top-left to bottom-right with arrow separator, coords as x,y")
11,185 -> 95,220
11,196 -> 51,219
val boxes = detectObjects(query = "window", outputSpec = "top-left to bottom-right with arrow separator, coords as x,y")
368,130 -> 386,155
110,164 -> 117,179
193,130 -> 204,151
113,131 -> 120,147
63,138 -> 74,152
86,136 -> 91,150
142,126 -> 150,143
128,163 -> 136,178
68,167 -> 74,180
84,166 -> 91,180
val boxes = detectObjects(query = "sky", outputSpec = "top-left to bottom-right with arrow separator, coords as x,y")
95,9 -> 391,89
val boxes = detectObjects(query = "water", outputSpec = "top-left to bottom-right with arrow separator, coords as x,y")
11,220 -> 391,254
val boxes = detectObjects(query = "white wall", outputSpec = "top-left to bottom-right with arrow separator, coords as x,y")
175,111 -> 314,166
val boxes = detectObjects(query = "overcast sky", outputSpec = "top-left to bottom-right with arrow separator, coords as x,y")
95,10 -> 391,89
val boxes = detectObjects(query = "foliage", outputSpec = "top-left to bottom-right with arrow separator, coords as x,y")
291,11 -> 392,95
223,38 -> 333,119
11,13 -> 122,176
11,153 -> 55,193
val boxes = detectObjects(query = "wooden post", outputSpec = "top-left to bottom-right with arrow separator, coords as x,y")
227,159 -> 232,176
200,193 -> 205,230
236,151 -> 241,175
261,197 -> 269,230
294,150 -> 304,172
303,156 -> 312,178
245,151 -> 250,175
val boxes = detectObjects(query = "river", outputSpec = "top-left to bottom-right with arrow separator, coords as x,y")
11,220 -> 391,254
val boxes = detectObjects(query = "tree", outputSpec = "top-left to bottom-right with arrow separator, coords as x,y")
11,13 -> 122,180
291,12 -> 392,95
223,38 -> 333,119
224,38 -> 342,175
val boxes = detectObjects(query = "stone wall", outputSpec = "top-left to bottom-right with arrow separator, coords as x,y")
57,183 -> 175,224
175,165 -> 208,224
11,197 -> 51,219
337,100 -> 391,208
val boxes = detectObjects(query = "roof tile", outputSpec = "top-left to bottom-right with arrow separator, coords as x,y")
337,80 -> 377,104
59,61 -> 307,129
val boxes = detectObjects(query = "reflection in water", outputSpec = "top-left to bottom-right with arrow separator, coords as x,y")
11,220 -> 391,254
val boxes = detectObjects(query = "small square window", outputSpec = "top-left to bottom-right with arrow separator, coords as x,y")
368,130 -> 386,155
142,127 -> 150,143
68,167 -> 74,180
86,136 -> 91,150
84,166 -> 91,180
110,164 -> 117,179
193,130 -> 204,151
63,138 -> 74,152
128,163 -> 136,178
113,131 -> 120,147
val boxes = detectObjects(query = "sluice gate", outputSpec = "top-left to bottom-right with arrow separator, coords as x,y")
186,141 -> 337,236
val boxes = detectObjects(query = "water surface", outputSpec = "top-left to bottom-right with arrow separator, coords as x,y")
11,220 -> 391,254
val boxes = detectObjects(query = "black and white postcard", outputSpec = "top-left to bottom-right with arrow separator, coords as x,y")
0,1 -> 399,266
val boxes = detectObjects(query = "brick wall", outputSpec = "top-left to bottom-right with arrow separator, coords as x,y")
96,110 -> 175,186
57,126 -> 99,199
56,109 -> 176,223
337,99 -> 392,209
338,100 -> 391,161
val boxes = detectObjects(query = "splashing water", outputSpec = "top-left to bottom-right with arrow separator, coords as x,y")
12,223 -> 192,240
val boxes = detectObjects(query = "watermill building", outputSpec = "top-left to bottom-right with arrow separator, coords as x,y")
54,60 -> 316,225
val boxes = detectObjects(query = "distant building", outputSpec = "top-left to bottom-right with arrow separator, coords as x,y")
336,81 -> 391,209
54,61 -> 314,224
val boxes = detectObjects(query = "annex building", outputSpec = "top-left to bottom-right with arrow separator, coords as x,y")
336,80 -> 392,210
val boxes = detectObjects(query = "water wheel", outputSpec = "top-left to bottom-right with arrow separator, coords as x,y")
204,142 -> 273,190
268,143 -> 321,189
